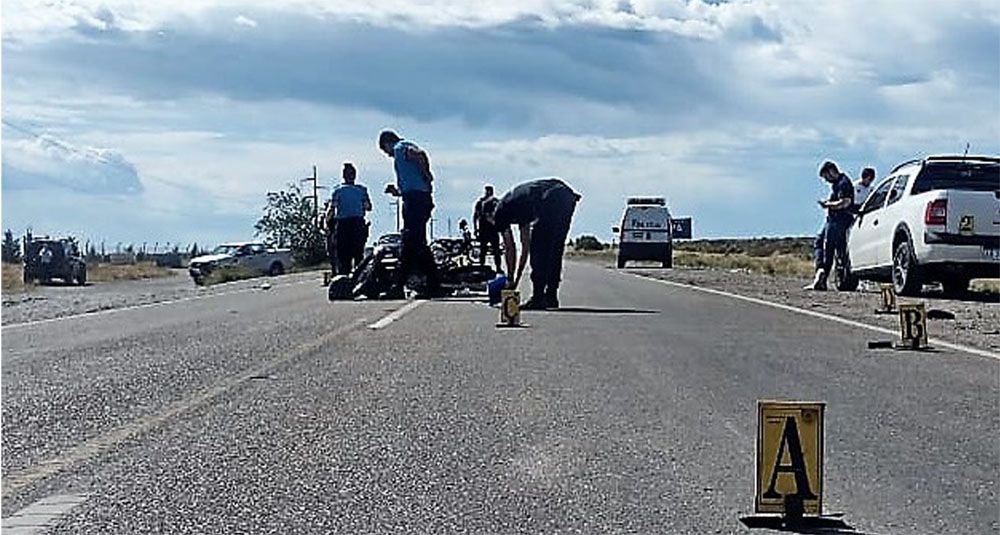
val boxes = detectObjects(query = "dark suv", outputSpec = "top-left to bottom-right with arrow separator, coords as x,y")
23,236 -> 87,285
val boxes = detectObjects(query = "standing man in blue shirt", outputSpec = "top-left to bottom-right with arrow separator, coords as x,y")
327,162 -> 372,275
378,130 -> 441,294
805,160 -> 855,290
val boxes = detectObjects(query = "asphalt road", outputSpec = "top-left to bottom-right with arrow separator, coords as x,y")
2,262 -> 997,534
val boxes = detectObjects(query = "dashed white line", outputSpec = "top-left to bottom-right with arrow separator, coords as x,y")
368,300 -> 425,330
626,271 -> 1000,361
2,493 -> 90,534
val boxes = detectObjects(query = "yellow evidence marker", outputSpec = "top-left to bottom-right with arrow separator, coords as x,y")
756,401 -> 825,517
498,289 -> 523,328
897,303 -> 928,349
875,283 -> 896,314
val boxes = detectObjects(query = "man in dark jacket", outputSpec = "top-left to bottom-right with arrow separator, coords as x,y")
485,178 -> 580,310
473,184 -> 502,272
805,160 -> 855,290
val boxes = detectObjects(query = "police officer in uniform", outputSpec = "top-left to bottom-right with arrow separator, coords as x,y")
486,178 -> 580,310
328,162 -> 372,275
378,130 -> 441,294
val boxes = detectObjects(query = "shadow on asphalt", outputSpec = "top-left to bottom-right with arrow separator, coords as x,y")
538,306 -> 659,315
740,514 -> 881,534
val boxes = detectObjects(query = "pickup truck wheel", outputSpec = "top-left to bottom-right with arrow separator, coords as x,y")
268,262 -> 284,276
76,267 -> 87,286
617,256 -> 627,269
892,239 -> 922,296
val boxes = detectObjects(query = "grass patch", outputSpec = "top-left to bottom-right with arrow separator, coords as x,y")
2,263 -> 30,293
971,279 -> 1000,294
89,262 -> 175,282
2,262 -> 174,293
566,247 -> 814,277
674,251 -> 814,277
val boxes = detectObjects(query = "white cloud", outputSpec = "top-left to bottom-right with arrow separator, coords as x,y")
1,123 -> 143,195
233,15 -> 257,28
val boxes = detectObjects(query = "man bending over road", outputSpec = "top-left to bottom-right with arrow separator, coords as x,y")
805,161 -> 855,291
486,178 -> 581,310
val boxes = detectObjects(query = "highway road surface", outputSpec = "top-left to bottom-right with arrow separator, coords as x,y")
2,262 -> 997,534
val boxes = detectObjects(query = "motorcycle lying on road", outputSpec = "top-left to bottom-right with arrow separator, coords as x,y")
328,233 -> 496,301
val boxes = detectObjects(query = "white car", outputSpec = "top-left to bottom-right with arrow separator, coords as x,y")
188,242 -> 293,285
846,155 -> 999,295
613,197 -> 681,268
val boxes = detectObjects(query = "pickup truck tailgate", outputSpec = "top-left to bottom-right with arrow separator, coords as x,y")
946,190 -> 1000,237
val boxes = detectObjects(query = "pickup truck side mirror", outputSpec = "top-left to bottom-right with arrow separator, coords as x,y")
612,227 -> 620,233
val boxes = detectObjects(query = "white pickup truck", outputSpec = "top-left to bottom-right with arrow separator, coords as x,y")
846,155 -> 999,295
188,242 -> 293,285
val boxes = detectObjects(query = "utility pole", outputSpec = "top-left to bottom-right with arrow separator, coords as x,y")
447,217 -> 452,237
301,165 -> 327,223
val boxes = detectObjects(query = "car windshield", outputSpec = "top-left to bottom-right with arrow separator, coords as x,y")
911,162 -> 1000,194
211,245 -> 241,255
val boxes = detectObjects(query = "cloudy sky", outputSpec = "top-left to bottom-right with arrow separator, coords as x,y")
2,0 -> 998,249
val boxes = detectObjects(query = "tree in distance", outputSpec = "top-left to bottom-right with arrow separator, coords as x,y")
255,182 -> 326,266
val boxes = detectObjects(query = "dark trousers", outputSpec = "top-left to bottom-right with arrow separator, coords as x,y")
326,223 -> 338,272
335,217 -> 366,275
529,186 -> 578,300
400,191 -> 439,286
478,227 -> 501,272
815,218 -> 850,272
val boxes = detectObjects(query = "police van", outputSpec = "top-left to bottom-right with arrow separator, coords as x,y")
613,197 -> 687,268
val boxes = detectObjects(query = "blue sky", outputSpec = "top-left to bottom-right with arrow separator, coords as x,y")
2,0 -> 998,249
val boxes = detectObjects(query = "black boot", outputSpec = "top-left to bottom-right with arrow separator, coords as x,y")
521,295 -> 548,310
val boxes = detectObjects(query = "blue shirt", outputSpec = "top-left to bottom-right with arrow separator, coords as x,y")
393,140 -> 432,194
331,183 -> 370,219
827,174 -> 855,225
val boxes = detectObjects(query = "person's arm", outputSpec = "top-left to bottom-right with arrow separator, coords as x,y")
473,200 -> 481,234
502,228 -> 517,280
322,200 -> 335,232
824,198 -> 852,210
362,188 -> 372,212
514,224 -> 531,286
405,147 -> 434,184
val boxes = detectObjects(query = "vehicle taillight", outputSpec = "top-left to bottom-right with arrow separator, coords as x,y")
924,199 -> 947,226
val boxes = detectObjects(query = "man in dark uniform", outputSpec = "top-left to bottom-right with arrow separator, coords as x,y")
473,184 -> 502,272
805,160 -> 855,290
485,178 -> 580,310
327,162 -> 372,275
378,130 -> 441,295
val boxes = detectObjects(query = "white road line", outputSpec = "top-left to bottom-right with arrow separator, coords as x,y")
368,300 -> 424,330
626,272 -> 1000,361
0,316 -> 368,501
2,277 -> 317,330
2,493 -> 90,534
